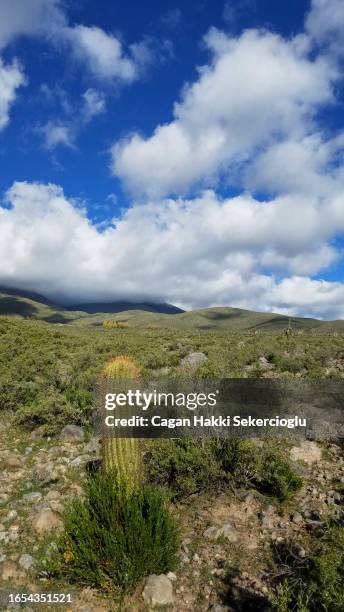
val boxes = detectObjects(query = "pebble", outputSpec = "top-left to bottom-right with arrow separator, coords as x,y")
18,554 -> 34,570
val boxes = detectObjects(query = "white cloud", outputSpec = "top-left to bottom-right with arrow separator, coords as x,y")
306,0 -> 344,56
0,57 -> 25,130
82,88 -> 106,119
245,133 -> 344,196
1,181 -> 344,319
112,28 -> 335,197
0,1 -> 151,85
66,25 -> 141,82
0,0 -> 64,49
39,121 -> 75,150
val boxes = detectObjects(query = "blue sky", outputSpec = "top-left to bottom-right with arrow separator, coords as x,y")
0,0 -> 344,318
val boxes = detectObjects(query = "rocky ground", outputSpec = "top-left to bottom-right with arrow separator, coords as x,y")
0,414 -> 343,611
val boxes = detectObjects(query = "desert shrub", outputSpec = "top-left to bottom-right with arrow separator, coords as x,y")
257,451 -> 303,501
13,388 -> 90,435
145,438 -> 302,502
213,438 -> 259,485
145,438 -> 223,498
55,471 -> 179,592
272,524 -> 344,611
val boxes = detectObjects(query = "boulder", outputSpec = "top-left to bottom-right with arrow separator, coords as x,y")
19,554 -> 34,570
33,509 -> 63,535
60,424 -> 85,443
180,352 -> 207,369
142,574 -> 174,608
1,560 -> 20,581
290,441 -> 322,465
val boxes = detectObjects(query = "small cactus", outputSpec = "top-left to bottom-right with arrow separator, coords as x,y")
101,356 -> 142,491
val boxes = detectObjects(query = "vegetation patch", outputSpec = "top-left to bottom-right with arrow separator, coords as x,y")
53,471 -> 179,593
272,524 -> 344,611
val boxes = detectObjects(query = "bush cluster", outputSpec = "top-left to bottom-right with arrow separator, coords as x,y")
272,524 -> 344,611
145,438 -> 302,502
55,471 -> 179,592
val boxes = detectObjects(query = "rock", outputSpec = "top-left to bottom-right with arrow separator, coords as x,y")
203,526 -> 221,540
1,560 -> 20,581
33,509 -> 63,535
261,505 -> 275,526
219,523 -> 238,542
70,455 -> 90,467
19,554 -> 34,570
142,574 -> 174,608
34,464 -> 59,485
23,491 -> 42,503
31,425 -> 45,439
4,509 -> 18,522
166,571 -> 177,581
45,490 -> 62,501
290,441 -> 322,465
180,352 -> 208,369
5,453 -> 22,469
84,437 -> 101,455
60,424 -> 85,443
291,511 -> 303,524
258,356 -> 275,370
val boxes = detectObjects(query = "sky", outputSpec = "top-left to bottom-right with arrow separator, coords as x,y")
0,0 -> 344,318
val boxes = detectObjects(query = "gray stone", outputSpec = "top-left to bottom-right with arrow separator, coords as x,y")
180,352 -> 208,369
84,437 -> 101,455
143,574 -> 174,608
33,509 -> 63,535
23,491 -> 42,503
45,490 -> 62,501
5,454 -> 22,469
60,424 -> 85,443
290,441 -> 322,465
4,509 -> 18,522
291,512 -> 303,524
19,554 -> 34,570
203,526 -> 221,540
1,560 -> 20,581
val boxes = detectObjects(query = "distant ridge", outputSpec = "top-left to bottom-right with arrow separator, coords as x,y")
66,301 -> 184,315
0,286 -> 343,332
0,286 -> 58,307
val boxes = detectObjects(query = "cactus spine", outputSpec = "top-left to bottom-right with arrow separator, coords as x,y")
101,356 -> 142,491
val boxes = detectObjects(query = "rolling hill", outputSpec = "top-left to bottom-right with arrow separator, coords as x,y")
0,287 -> 343,332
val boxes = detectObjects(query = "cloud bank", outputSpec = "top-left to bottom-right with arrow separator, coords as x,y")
1,0 -> 344,318
1,181 -> 344,319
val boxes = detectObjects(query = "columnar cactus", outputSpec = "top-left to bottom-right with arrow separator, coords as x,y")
102,356 -> 142,491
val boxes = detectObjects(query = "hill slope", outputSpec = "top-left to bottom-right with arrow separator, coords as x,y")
66,301 -> 184,314
0,288 -> 343,332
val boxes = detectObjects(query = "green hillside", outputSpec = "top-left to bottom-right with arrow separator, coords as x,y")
0,287 -> 342,331
0,289 -> 85,324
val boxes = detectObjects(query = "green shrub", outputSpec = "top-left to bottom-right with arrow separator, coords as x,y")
213,438 -> 259,485
56,471 -> 179,592
257,452 -> 303,501
145,438 -> 223,498
272,524 -> 344,611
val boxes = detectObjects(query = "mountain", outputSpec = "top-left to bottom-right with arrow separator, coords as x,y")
0,287 -> 343,332
66,301 -> 184,315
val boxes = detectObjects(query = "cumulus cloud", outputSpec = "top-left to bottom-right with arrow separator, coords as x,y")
82,88 -> 106,119
0,0 -> 151,85
1,181 -> 344,319
111,27 -> 335,197
66,25 -> 144,82
0,0 -> 64,49
39,121 -> 75,150
306,0 -> 344,56
0,57 -> 25,130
